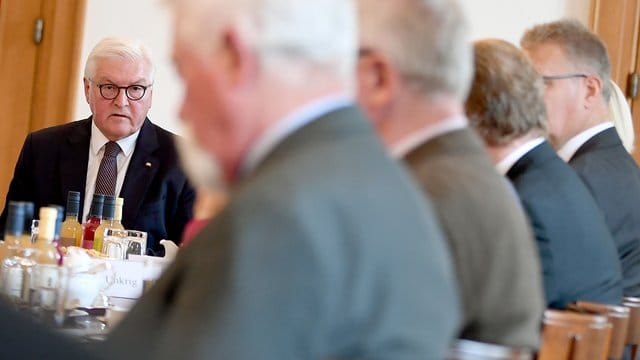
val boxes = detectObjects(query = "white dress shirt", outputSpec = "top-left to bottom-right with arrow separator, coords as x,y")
557,122 -> 614,162
391,115 -> 468,158
496,137 -> 545,175
241,93 -> 353,176
82,121 -> 140,221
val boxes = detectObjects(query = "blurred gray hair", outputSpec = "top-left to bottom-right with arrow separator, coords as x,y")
466,39 -> 548,146
84,37 -> 155,82
521,19 -> 612,101
358,0 -> 473,100
170,0 -> 357,85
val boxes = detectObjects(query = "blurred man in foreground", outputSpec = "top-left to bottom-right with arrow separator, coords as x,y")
356,0 -> 544,348
106,0 -> 460,359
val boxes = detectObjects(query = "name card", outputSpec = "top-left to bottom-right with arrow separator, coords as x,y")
104,260 -> 144,299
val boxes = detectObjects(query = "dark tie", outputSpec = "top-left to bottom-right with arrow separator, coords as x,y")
94,141 -> 121,196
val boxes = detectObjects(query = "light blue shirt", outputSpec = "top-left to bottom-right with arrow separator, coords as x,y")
241,93 -> 353,176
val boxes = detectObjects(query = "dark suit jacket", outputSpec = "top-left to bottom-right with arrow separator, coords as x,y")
0,117 -> 195,253
404,128 -> 544,349
568,127 -> 640,296
106,106 -> 461,359
507,140 -> 623,308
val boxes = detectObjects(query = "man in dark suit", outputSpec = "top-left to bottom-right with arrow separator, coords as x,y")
467,39 -> 623,309
356,0 -> 544,349
522,19 -> 640,297
0,37 -> 194,253
106,1 -> 460,359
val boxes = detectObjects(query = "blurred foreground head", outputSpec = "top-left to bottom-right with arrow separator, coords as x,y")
167,0 -> 357,185
466,39 -> 548,147
356,0 -> 473,143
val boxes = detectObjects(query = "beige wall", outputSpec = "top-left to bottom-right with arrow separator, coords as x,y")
74,0 -> 591,134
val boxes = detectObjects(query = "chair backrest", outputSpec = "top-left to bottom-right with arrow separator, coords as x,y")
446,339 -> 532,360
568,301 -> 630,360
624,297 -> 640,360
624,297 -> 640,344
538,309 -> 612,360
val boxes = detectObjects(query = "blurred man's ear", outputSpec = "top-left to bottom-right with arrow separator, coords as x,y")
356,50 -> 398,120
220,26 -> 258,87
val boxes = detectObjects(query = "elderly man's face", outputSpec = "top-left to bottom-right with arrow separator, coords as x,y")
84,58 -> 153,141
524,43 -> 587,148
172,34 -> 239,182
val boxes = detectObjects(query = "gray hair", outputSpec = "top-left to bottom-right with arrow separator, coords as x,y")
466,39 -> 548,146
358,0 -> 473,100
521,19 -> 612,101
171,0 -> 357,85
84,37 -> 155,82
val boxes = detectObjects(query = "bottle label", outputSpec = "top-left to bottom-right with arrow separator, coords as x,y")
33,265 -> 60,308
4,266 -> 24,299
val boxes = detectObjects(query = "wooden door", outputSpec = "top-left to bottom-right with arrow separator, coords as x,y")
591,0 -> 640,162
0,0 -> 85,210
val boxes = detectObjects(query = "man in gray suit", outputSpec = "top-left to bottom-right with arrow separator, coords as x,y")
356,0 -> 544,350
106,0 -> 460,359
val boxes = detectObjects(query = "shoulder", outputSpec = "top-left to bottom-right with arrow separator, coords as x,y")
29,118 -> 90,142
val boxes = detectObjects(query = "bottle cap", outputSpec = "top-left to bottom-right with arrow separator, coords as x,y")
5,201 -> 24,237
89,194 -> 105,218
38,207 -> 57,242
66,191 -> 81,216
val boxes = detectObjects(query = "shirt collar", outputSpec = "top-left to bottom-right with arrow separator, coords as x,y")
557,122 -> 614,162
496,137 -> 545,175
391,115 -> 468,158
241,93 -> 354,176
90,120 -> 140,157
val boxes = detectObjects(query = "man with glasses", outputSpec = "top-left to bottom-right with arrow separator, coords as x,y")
0,37 -> 194,254
522,20 -> 640,297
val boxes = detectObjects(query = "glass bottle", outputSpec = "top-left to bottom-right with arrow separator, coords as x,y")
30,207 -> 61,320
1,202 -> 35,307
47,204 -> 65,266
19,202 -> 34,247
81,194 -> 104,249
0,202 -> 23,262
93,195 -> 116,252
113,197 -> 125,232
60,191 -> 82,248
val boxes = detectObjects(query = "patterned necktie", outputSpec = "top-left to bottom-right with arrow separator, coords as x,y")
94,141 -> 121,196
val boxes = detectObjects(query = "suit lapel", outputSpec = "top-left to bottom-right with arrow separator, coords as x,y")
120,119 -> 159,229
571,128 -> 621,161
60,118 -> 92,213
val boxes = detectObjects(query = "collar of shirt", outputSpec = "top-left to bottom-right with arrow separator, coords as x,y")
497,137 -> 545,175
241,93 -> 354,176
90,120 -> 140,157
391,115 -> 468,158
557,122 -> 614,162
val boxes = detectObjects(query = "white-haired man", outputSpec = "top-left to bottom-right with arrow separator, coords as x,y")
0,37 -> 195,254
356,0 -> 544,349
106,0 -> 460,359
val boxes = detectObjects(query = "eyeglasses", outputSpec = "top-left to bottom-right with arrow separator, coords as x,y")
541,73 -> 588,86
90,80 -> 152,101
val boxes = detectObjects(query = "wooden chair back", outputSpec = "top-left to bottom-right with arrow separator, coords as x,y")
568,301 -> 630,360
538,309 -> 611,360
624,297 -> 640,359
